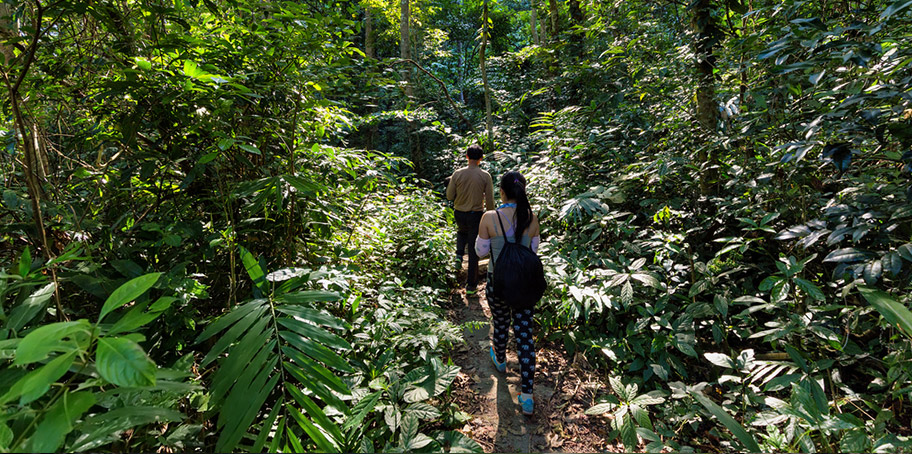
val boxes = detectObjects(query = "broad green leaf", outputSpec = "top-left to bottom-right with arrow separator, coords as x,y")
794,278 -> 825,301
7,283 -> 56,332
692,391 -> 762,452
405,402 -> 442,420
99,273 -> 161,322
823,248 -> 870,263
631,390 -> 667,406
585,402 -> 615,415
238,144 -> 261,155
759,276 -> 781,292
1,350 -> 76,405
96,337 -> 156,387
24,391 -> 95,453
704,352 -> 735,368
619,412 -> 638,450
109,297 -> 177,335
859,287 -> 912,338
15,320 -> 91,365
239,247 -> 266,294
18,246 -> 31,277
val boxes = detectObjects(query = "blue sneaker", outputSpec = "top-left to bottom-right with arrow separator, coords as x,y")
518,393 -> 534,416
489,347 -> 506,373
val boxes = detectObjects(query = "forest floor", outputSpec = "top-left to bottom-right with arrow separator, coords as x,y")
446,260 -> 626,453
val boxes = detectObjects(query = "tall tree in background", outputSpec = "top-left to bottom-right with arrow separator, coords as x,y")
568,0 -> 584,57
530,0 -> 541,45
400,0 -> 412,99
365,3 -> 375,59
692,0 -> 720,195
548,0 -> 559,41
480,0 -> 493,140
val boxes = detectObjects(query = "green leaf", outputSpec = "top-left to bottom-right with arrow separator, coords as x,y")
14,320 -> 91,365
1,350 -> 77,405
24,391 -> 95,453
287,385 -> 343,450
109,297 -> 177,335
276,304 -> 345,329
618,412 -> 638,450
98,273 -> 161,322
133,57 -> 152,71
823,248 -> 870,263
238,144 -> 261,155
785,344 -> 809,373
897,244 -> 912,262
288,403 -> 338,453
18,246 -> 31,277
239,247 -> 267,294
405,402 -> 442,420
880,0 -> 912,20
771,281 -> 790,303
692,391 -> 761,452
183,60 -> 204,78
278,318 -> 352,351
859,287 -> 912,338
96,337 -> 156,387
7,283 -> 56,332
631,390 -> 667,406
794,278 -> 825,301
435,430 -> 483,453
70,407 -> 183,451
704,352 -> 735,368
586,402 -> 615,415
343,391 -> 382,431
809,70 -> 826,85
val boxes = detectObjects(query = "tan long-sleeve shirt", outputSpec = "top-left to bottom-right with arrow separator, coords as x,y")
446,165 -> 495,212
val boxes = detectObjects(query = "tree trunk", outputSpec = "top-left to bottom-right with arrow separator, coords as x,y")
548,0 -> 559,41
365,5 -> 374,59
568,0 -> 584,57
692,0 -> 719,196
530,0 -> 541,45
400,0 -> 412,99
481,0 -> 493,141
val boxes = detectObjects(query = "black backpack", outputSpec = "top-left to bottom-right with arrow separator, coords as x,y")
492,210 -> 547,309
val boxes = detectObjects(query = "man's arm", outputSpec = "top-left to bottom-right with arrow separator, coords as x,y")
484,174 -> 495,210
446,173 -> 457,201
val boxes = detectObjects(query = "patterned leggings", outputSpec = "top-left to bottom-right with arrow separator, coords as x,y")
487,273 -> 536,394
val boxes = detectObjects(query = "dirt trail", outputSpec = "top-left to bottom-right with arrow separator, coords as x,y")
447,261 -> 624,452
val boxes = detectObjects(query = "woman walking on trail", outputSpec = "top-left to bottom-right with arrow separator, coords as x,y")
474,171 -> 541,415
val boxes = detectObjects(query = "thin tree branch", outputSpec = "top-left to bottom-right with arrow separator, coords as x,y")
388,58 -> 476,134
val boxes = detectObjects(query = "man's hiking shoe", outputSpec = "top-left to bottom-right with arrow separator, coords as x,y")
489,347 -> 506,373
518,393 -> 534,416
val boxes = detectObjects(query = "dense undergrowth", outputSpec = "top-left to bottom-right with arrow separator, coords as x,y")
2,0 -> 912,452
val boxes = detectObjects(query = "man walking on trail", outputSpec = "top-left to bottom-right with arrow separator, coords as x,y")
446,144 -> 495,294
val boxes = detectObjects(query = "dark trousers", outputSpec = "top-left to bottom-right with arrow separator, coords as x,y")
454,210 -> 484,287
488,273 -> 535,394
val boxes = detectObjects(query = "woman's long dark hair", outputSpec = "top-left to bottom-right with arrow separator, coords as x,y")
500,171 -> 532,242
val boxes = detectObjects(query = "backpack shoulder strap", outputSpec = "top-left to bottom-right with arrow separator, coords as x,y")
495,210 -> 514,244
